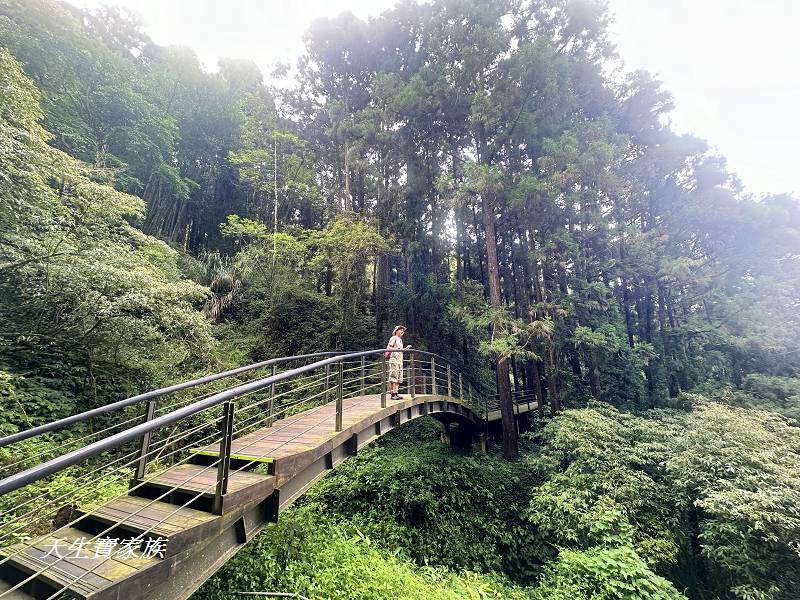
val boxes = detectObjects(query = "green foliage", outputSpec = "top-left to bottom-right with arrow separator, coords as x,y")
0,370 -> 76,435
0,47 -> 214,405
5,0 -> 797,411
224,214 -> 388,353
2,2 -> 800,598
524,402 -> 686,571
219,214 -> 270,239
689,375 -> 800,424
528,399 -> 800,599
533,543 -> 686,600
668,399 -> 800,599
228,92 -> 322,227
194,505 -> 530,600
0,454 -> 130,542
299,418 -> 549,581
739,374 -> 800,421
455,301 -> 554,363
0,0 -> 183,195
742,374 -> 800,406
250,287 -> 341,358
312,214 -> 389,343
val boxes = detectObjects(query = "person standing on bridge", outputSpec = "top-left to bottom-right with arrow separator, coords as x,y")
386,325 -> 410,401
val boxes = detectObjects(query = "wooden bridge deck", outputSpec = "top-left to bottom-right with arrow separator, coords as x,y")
195,393 -> 410,467
0,392 -> 536,600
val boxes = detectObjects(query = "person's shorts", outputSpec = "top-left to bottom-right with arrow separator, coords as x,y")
388,359 -> 403,383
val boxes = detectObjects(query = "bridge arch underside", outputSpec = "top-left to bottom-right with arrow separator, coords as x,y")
275,395 -> 483,509
0,395 -> 486,600
429,412 -> 483,448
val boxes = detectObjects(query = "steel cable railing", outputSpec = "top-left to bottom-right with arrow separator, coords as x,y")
6,362 -> 419,600
0,360 -> 343,554
0,352 -> 351,450
5,383 -> 347,599
0,348 -> 515,599
0,376 -> 346,597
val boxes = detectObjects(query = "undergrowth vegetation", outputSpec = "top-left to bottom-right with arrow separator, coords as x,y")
195,399 -> 800,600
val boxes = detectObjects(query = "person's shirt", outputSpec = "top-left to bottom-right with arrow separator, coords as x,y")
387,335 -> 404,351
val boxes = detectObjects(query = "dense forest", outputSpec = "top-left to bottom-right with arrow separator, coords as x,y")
1,0 -> 799,598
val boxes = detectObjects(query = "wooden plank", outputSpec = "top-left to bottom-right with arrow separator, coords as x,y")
143,463 -> 272,494
189,449 -> 274,463
2,526 -> 158,598
81,497 -> 216,535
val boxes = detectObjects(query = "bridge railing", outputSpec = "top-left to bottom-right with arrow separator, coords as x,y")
484,389 -> 540,415
0,349 -> 495,600
0,351 -> 358,478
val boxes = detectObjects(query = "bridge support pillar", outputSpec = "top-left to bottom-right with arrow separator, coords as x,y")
472,432 -> 487,454
265,489 -> 280,523
440,422 -> 451,447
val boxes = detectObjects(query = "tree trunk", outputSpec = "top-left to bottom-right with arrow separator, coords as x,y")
481,194 -> 517,459
589,349 -> 601,399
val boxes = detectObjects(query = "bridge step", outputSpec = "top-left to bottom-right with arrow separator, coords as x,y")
130,463 -> 274,513
76,496 -> 218,558
0,526 -> 158,599
189,448 -> 274,466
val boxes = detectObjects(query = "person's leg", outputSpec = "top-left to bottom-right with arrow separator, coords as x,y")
389,362 -> 397,400
389,363 -> 399,398
395,360 -> 404,398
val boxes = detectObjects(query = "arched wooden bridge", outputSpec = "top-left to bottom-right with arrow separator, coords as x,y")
0,349 -> 537,600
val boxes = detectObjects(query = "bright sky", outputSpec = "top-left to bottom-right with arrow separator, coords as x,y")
65,0 -> 799,198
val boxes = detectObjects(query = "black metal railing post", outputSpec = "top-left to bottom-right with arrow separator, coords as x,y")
409,351 -> 416,400
213,399 -> 235,514
380,353 -> 387,408
266,364 -> 276,426
431,357 -> 437,395
447,364 -> 452,399
325,363 -> 331,404
135,399 -> 157,480
359,356 -> 366,395
335,361 -> 344,431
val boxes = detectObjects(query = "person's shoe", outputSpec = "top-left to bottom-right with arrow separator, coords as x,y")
390,393 -> 401,401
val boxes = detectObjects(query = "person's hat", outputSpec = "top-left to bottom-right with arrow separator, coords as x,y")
392,325 -> 406,335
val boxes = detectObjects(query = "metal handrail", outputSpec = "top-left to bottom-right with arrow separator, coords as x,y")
0,349 -> 487,496
0,351 -> 350,448
485,389 -> 538,398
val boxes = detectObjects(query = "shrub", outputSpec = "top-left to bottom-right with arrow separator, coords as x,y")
532,543 -> 686,600
194,506 -> 530,600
